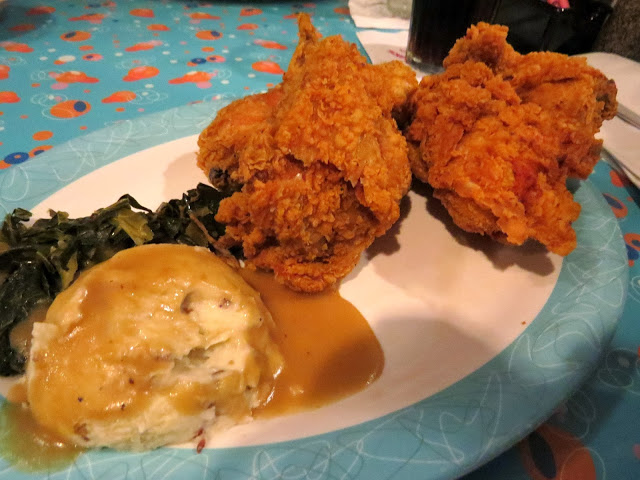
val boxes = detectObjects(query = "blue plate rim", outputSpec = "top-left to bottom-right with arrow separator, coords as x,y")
0,102 -> 629,480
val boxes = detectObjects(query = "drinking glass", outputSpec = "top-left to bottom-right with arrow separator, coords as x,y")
406,0 -> 502,74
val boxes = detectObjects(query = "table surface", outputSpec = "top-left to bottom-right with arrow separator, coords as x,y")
1,1 -> 639,479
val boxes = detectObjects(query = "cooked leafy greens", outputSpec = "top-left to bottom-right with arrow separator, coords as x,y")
0,183 -> 233,376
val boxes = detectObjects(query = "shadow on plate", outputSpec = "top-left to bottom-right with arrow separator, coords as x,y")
353,179 -> 560,313
162,149 -> 203,200
407,180 -> 555,276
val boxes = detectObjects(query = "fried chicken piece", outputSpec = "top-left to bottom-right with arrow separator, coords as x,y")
405,23 -> 617,255
197,14 -> 416,292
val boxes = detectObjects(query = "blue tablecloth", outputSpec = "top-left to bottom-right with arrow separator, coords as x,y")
1,1 -> 638,478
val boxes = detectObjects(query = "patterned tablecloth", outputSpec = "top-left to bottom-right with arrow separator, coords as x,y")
1,1 -> 639,479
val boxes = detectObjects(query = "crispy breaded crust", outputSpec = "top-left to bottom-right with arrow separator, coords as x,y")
405,22 -> 617,256
197,14 -> 416,291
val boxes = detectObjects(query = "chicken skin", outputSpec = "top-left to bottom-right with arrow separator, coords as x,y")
405,23 -> 617,255
197,14 -> 416,292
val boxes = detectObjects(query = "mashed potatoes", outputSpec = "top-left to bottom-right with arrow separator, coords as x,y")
25,244 -> 283,451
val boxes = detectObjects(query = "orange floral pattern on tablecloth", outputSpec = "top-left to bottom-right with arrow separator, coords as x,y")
0,0 -> 350,163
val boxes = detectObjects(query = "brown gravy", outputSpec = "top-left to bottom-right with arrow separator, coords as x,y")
0,383 -> 82,472
9,304 -> 48,360
1,265 -> 383,471
240,270 -> 384,416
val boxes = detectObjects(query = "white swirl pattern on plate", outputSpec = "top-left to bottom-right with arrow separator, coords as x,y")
0,102 -> 223,214
0,104 -> 627,480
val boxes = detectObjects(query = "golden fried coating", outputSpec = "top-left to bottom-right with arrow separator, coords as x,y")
197,14 -> 416,292
405,23 -> 617,255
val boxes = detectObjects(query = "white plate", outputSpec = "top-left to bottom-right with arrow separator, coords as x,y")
0,102 -> 628,479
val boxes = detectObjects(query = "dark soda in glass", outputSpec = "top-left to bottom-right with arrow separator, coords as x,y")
406,0 -> 502,74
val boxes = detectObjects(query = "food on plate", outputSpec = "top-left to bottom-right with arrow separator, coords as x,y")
0,184 -> 231,376
197,13 -> 417,292
0,194 -> 384,465
404,22 -> 617,255
0,180 -> 384,461
24,244 -> 283,451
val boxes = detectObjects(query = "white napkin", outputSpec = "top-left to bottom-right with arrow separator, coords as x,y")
584,52 -> 640,110
584,53 -> 640,185
355,30 -> 409,64
348,0 -> 412,30
349,1 -> 421,77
